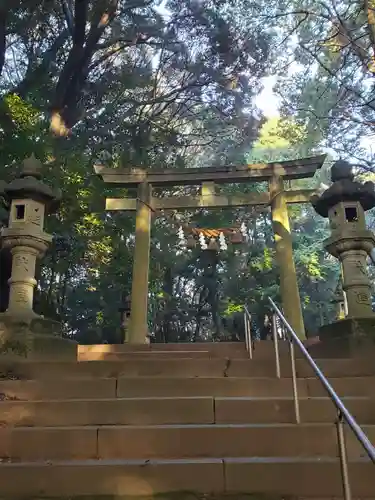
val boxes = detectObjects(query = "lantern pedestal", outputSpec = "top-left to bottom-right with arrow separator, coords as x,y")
0,314 -> 77,360
1,232 -> 51,322
315,317 -> 375,358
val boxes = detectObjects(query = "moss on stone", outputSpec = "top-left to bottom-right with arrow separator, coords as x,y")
0,339 -> 29,357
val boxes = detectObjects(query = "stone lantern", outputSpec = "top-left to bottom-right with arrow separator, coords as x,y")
311,159 -> 375,345
0,155 -> 60,320
119,293 -> 131,343
0,156 -> 76,359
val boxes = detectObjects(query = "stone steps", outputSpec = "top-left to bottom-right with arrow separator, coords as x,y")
1,357 -> 374,378
78,339 -> 375,361
79,349 -> 251,360
1,376 -> 375,400
78,341 -> 248,354
0,396 -> 374,426
0,423 -> 374,461
79,350 -> 219,360
0,342 -> 374,498
0,458 -> 373,497
77,342 -> 249,360
113,376 -> 375,398
215,396 -> 375,424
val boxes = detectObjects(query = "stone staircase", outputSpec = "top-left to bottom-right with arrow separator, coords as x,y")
0,341 -> 374,498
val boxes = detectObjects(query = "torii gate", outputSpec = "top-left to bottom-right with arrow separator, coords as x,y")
94,154 -> 326,343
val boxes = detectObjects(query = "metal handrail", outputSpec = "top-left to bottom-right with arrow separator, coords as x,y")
243,305 -> 253,359
268,297 -> 375,500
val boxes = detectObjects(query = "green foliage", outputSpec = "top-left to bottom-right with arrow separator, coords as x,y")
248,116 -> 320,163
255,117 -> 306,150
223,302 -> 244,317
3,94 -> 39,130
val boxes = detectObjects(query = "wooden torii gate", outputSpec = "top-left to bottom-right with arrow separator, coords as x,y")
94,154 -> 326,343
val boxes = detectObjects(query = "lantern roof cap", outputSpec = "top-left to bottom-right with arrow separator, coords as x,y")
331,159 -> 354,182
4,155 -> 61,212
20,154 -> 43,179
311,159 -> 375,217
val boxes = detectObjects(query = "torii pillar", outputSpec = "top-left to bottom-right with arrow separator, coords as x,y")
129,182 -> 152,343
270,172 -> 305,339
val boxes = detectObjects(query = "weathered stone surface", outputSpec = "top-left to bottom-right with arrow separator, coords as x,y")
0,458 -> 373,497
0,316 -> 76,360
0,460 -> 225,496
96,423 -> 375,460
215,397 -> 375,425
306,376 -> 375,397
117,377 -> 309,398
0,377 -> 116,401
0,340 -> 374,498
0,397 -> 214,426
78,341 -> 250,360
0,426 -> 98,461
224,459 -> 375,497
319,317 -> 375,342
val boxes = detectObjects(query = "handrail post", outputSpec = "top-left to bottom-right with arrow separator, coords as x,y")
243,308 -> 253,359
247,314 -> 253,359
336,410 -> 352,500
244,311 -> 249,352
272,313 -> 281,378
289,338 -> 301,424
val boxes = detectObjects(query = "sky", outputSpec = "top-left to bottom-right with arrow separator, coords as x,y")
255,76 -> 280,118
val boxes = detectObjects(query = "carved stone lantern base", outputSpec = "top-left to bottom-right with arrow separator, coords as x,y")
316,317 -> 375,358
0,314 -> 77,360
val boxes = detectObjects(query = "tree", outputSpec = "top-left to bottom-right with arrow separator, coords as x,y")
259,0 -> 375,167
0,0 -> 341,342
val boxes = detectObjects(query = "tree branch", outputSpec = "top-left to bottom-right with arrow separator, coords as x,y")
15,28 -> 70,98
300,43 -> 375,112
60,0 -> 74,35
51,0 -> 119,134
0,5 -> 6,78
73,0 -> 88,47
0,0 -> 20,80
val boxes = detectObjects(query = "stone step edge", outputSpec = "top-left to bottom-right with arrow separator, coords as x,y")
0,395 -> 369,402
2,376 -> 374,382
80,351 -> 213,355
0,457 -> 371,467
78,342 -> 246,349
2,357 -> 359,364
2,423 -> 374,430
